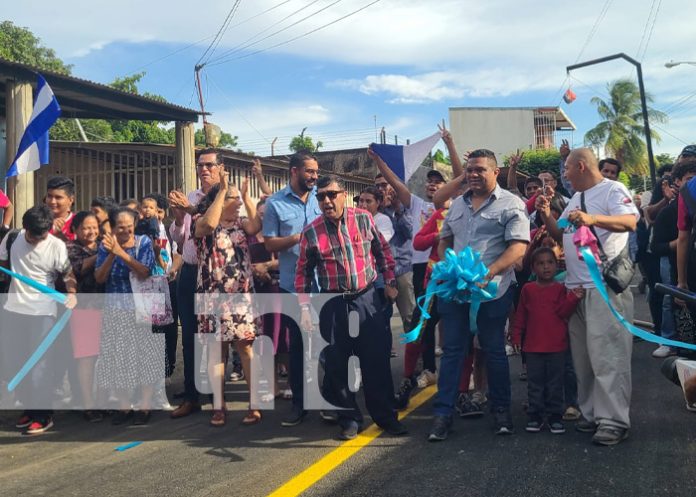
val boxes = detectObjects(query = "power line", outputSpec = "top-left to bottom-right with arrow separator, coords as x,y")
207,0 -> 326,65
196,0 -> 242,67
638,0 -> 662,61
209,0 -> 382,66
207,0 -> 342,67
574,0 -> 613,64
635,0 -> 657,60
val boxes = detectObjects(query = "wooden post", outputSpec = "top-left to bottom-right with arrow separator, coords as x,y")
5,79 -> 34,227
175,121 -> 196,193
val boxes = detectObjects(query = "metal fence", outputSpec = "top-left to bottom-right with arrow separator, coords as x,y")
35,143 -> 372,211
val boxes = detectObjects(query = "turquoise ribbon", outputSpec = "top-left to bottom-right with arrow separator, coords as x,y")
0,265 -> 72,391
0,266 -> 67,304
402,247 -> 498,343
7,309 -> 73,391
557,217 -> 696,351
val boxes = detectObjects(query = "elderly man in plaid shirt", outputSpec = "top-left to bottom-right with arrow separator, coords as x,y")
295,175 -> 407,440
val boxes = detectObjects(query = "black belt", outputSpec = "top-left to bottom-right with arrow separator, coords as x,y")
341,283 -> 374,300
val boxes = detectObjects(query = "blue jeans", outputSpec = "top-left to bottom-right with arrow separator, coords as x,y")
659,256 -> 676,340
433,289 -> 513,417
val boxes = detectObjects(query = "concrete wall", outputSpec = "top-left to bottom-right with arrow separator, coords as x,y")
449,108 -> 536,162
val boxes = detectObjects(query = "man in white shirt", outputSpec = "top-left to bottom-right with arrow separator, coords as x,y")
538,148 -> 638,446
0,205 -> 77,435
167,149 -> 221,418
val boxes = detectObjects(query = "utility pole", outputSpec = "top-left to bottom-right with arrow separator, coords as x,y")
567,53 -> 657,187
271,137 -> 277,157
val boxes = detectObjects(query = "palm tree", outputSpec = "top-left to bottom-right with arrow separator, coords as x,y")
584,79 -> 667,175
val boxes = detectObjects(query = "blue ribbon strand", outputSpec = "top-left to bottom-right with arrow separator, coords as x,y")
402,247 -> 498,343
558,217 -> 696,350
0,265 -> 72,391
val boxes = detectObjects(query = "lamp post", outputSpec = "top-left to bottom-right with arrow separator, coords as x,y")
567,53 -> 657,187
665,60 -> 696,68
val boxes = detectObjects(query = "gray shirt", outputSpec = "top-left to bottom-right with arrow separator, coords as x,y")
439,184 -> 530,299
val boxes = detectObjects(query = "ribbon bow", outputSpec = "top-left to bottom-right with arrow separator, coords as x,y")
402,247 -> 498,343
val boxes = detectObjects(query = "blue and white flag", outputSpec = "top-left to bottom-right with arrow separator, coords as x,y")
6,74 -> 61,178
370,131 -> 441,183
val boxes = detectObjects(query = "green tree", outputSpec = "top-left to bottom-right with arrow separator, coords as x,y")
655,152 -> 676,168
289,129 -> 323,153
584,79 -> 667,175
194,129 -> 238,148
502,148 -> 561,178
0,21 -> 72,74
432,149 -> 451,164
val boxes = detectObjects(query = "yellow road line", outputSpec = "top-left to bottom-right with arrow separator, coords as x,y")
266,385 -> 437,497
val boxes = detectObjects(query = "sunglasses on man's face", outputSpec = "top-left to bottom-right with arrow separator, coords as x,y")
196,162 -> 219,169
317,190 -> 344,202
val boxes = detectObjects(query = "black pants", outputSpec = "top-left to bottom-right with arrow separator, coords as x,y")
644,254 -> 663,332
319,288 -> 397,428
411,262 -> 436,371
163,279 -> 179,377
279,288 -> 304,410
526,351 -> 565,417
177,263 -> 199,402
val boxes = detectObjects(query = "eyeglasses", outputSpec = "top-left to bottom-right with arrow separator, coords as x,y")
196,162 -> 219,169
316,190 -> 344,202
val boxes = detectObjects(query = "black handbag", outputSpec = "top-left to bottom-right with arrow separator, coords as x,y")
581,192 -> 635,294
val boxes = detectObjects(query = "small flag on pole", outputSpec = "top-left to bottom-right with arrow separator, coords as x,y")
370,132 -> 441,183
6,74 -> 61,178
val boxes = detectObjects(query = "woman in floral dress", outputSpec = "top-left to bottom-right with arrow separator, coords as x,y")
194,170 -> 262,427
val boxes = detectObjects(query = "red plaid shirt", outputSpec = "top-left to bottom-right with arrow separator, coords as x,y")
295,207 -> 396,305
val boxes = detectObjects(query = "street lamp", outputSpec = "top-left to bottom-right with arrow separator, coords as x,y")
567,53 -> 657,187
665,60 -> 696,68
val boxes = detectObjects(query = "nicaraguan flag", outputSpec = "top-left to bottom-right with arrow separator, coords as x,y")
370,131 -> 441,183
6,74 -> 61,178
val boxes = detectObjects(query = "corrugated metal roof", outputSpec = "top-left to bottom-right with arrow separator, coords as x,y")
0,57 -> 201,122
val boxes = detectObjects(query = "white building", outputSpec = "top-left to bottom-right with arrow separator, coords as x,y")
448,106 -> 576,161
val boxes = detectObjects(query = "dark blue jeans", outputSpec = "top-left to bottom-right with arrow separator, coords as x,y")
176,263 -> 199,402
433,289 -> 513,417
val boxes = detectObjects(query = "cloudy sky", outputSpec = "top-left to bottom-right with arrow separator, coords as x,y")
6,0 -> 696,158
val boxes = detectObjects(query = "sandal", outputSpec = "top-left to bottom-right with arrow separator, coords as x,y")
241,409 -> 262,425
210,409 -> 226,427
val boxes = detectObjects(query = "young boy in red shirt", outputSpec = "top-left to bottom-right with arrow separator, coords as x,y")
512,247 -> 584,434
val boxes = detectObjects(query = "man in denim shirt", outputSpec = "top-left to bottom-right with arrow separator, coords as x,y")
429,149 -> 529,442
263,151 -> 321,427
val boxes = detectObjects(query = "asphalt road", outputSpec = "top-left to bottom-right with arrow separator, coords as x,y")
1,288 -> 695,497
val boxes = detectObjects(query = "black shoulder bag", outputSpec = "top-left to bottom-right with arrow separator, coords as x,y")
581,192 -> 635,294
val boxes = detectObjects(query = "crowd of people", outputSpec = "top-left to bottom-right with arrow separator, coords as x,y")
1,132 -> 695,445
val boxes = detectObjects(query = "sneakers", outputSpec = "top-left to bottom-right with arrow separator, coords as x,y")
592,425 -> 629,446
380,420 -> 408,436
319,410 -> 339,424
435,346 -> 443,357
575,417 -> 597,433
416,369 -> 437,388
16,413 -> 32,429
428,415 -> 452,442
281,407 -> 307,427
493,408 -> 514,435
229,368 -> 245,382
548,415 -> 565,434
394,377 -> 416,410
339,421 -> 361,440
562,406 -> 582,421
456,393 -> 484,418
525,415 -> 543,433
25,417 -> 54,435
470,391 -> 487,406
652,345 -> 677,358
